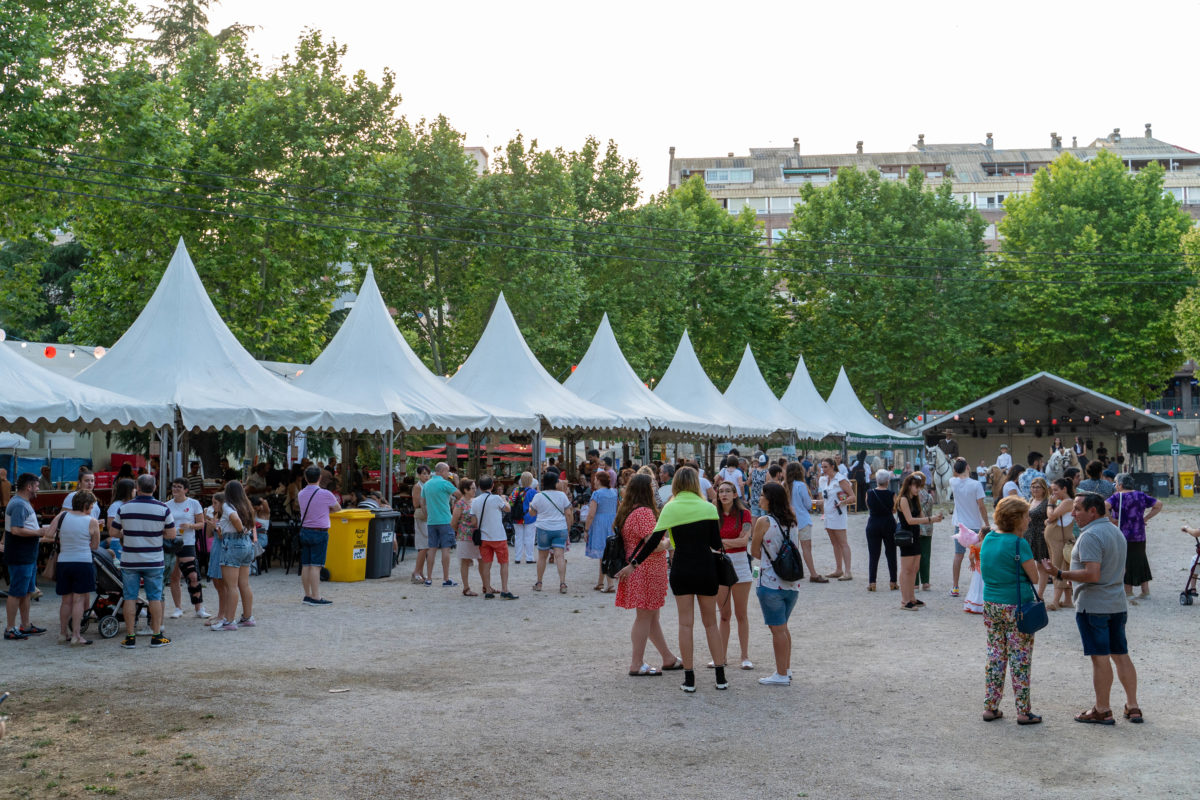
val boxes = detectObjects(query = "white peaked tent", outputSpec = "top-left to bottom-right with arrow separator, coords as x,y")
294,268 -> 537,433
778,355 -> 842,439
826,366 -> 922,447
564,314 -> 724,437
449,293 -> 646,433
76,239 -> 392,434
0,342 -> 172,431
723,345 -> 827,440
654,331 -> 774,439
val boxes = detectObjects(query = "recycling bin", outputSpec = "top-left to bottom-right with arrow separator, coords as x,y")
366,509 -> 400,579
1181,471 -> 1196,498
326,509 -> 373,582
1151,473 -> 1171,498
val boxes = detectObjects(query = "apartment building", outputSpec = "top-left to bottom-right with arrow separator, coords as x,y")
668,125 -> 1200,245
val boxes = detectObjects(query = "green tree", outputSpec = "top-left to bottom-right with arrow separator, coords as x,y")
142,0 -> 250,63
0,0 -> 136,234
1000,150 -> 1194,403
60,29 -> 405,360
0,239 -> 85,341
776,167 -> 998,414
1171,229 -> 1200,361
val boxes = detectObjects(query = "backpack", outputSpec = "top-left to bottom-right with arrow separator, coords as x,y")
764,516 -> 804,582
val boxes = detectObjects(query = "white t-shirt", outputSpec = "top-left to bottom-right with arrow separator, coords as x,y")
821,474 -> 849,528
758,516 -> 800,591
470,492 -> 509,542
1002,481 -> 1019,499
950,476 -> 985,529
63,491 -> 101,520
166,497 -> 204,546
718,467 -> 744,491
529,490 -> 569,530
996,452 -> 1013,470
699,477 -> 713,499
656,484 -> 673,507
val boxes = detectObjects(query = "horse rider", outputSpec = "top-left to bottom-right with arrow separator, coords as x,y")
995,443 -> 1012,472
937,430 -> 959,461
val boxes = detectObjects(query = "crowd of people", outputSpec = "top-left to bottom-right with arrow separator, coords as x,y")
2,441 -> 1191,720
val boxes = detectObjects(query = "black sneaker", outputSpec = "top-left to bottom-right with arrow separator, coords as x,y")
4,627 -> 29,641
483,592 -> 496,599
121,634 -> 136,649
500,592 -> 518,600
313,597 -> 332,605
302,596 -> 317,606
150,633 -> 171,648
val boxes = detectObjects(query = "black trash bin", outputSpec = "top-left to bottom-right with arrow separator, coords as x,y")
1151,473 -> 1171,498
366,510 -> 400,579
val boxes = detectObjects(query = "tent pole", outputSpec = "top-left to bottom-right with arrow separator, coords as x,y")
1172,423 -> 1180,497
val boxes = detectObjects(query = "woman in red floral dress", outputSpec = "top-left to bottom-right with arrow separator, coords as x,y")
614,474 -> 680,676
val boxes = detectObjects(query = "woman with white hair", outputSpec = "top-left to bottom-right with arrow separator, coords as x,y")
864,469 -> 898,591
508,472 -> 537,565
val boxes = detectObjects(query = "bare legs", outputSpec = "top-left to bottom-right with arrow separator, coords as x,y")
767,623 -> 792,674
952,551 -> 965,590
630,608 -> 676,671
1091,653 -> 1139,714
799,540 -> 819,579
674,594 -> 724,670
59,594 -> 88,642
826,529 -> 852,578
716,582 -> 752,664
899,554 -> 920,606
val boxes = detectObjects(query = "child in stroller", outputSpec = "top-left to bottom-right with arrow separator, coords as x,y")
79,547 -> 147,639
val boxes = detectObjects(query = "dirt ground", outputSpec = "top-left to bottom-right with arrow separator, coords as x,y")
4,498 -> 1200,800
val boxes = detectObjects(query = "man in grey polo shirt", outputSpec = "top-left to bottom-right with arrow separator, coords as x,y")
1039,492 -> 1142,725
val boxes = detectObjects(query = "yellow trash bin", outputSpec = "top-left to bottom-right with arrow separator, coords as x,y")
326,509 -> 373,582
1181,472 -> 1195,498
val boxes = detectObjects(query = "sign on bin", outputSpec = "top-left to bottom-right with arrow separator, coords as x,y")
352,547 -> 366,560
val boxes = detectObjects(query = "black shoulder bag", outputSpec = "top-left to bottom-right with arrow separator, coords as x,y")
472,495 -> 490,547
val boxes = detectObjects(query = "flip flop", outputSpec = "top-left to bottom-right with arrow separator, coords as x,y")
559,583 -> 568,594
462,589 -> 478,597
982,709 -> 1004,721
660,659 -> 684,671
1017,713 -> 1042,726
628,664 -> 662,677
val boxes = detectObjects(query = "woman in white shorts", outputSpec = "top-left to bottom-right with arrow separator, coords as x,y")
819,457 -> 854,580
712,482 -> 755,670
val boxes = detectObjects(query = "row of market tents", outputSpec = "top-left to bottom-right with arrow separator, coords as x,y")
0,239 -> 921,456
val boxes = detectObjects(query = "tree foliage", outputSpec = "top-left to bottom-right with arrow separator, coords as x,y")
776,167 -> 998,414
999,150 -> 1194,403
1171,229 -> 1200,362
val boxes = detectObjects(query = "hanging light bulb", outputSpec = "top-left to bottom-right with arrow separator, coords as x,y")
0,328 -> 6,342
1084,415 -> 1090,422
1019,418 -> 1026,426
93,346 -> 106,359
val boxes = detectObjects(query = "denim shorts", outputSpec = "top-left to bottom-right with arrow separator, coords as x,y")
426,523 -> 455,550
1076,611 -> 1129,656
756,585 -> 799,626
535,528 -> 568,551
219,535 -> 255,568
954,538 -> 967,555
207,537 -> 223,580
6,562 -> 37,597
299,527 -> 329,567
122,567 -> 165,602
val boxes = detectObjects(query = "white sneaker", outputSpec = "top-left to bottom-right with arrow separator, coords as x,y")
208,618 -> 226,631
169,608 -> 184,619
195,607 -> 213,619
758,673 -> 791,686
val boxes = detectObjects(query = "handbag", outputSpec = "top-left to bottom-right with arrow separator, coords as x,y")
893,497 -> 916,547
1015,538 -> 1049,634
471,496 -> 489,547
714,549 -> 739,587
41,512 -> 66,581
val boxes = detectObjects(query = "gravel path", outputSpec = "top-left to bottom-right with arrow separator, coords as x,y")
4,500 -> 1200,799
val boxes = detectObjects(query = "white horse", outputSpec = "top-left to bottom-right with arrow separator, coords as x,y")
1045,447 -> 1079,482
926,445 -> 954,504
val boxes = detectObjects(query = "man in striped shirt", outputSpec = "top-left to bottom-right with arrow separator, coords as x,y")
112,475 -> 176,648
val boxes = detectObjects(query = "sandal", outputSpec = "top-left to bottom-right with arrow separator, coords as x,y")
462,589 -> 478,597
867,583 -> 877,592
982,709 -> 1004,721
661,658 -> 684,671
1074,707 -> 1115,725
1123,704 -> 1144,723
837,574 -> 853,581
628,664 -> 662,677
593,584 -> 604,591
891,583 -> 901,591
559,583 -> 568,594
601,587 -> 616,593
825,571 -> 843,579
1017,713 -> 1042,726
532,582 -> 542,592
809,575 -> 829,583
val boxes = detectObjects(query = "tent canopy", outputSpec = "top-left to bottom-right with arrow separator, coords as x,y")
778,355 -> 842,439
723,345 -> 826,440
75,239 -> 392,434
449,293 -> 646,434
564,314 -> 723,437
914,372 -> 1174,438
294,268 -> 537,434
1148,439 -> 1200,456
827,367 -> 922,447
0,433 -> 30,450
0,335 -> 172,432
653,331 -> 774,439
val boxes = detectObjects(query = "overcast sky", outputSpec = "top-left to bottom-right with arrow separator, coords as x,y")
191,0 -> 1199,199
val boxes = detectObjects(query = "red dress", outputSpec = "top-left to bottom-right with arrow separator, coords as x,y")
615,507 -> 668,610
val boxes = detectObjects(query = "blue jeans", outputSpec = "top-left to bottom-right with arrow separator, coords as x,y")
122,567 -> 165,602
299,528 -> 328,567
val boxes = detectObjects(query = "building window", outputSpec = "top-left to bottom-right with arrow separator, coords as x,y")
728,197 -> 769,215
1184,187 -> 1200,205
1165,187 -> 1184,202
770,228 -> 789,242
769,196 -> 801,214
983,224 -> 997,240
705,168 -> 754,184
880,172 -> 900,181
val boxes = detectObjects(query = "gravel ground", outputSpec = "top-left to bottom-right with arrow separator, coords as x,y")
4,499 -> 1200,799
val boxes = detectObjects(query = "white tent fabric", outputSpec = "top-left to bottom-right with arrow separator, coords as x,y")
564,314 -> 724,436
778,355 -> 842,439
0,433 -> 30,449
295,268 -> 537,433
450,293 -> 647,433
826,366 -> 922,446
654,331 -> 774,439
723,345 -> 827,440
0,340 -> 172,431
76,239 -> 392,434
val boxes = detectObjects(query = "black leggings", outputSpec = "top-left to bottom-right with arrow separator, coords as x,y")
865,520 -> 897,583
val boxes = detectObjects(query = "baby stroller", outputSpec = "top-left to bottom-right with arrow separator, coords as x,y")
79,547 -> 147,639
1181,538 -> 1200,606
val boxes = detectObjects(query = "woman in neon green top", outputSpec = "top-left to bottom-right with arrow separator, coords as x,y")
978,496 -> 1042,725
